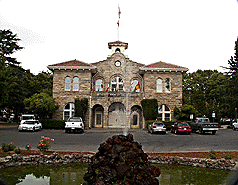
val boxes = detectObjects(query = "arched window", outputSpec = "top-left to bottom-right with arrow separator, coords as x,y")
158,104 -> 171,121
165,78 -> 171,92
65,77 -> 71,91
115,48 -> 121,52
95,79 -> 103,91
64,103 -> 75,120
130,80 -> 140,92
111,77 -> 124,92
157,78 -> 163,93
73,77 -> 79,91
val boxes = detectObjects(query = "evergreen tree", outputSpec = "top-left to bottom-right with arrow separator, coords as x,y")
226,37 -> 238,119
0,29 -> 23,66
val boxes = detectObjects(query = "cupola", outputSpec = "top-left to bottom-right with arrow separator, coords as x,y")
108,41 -> 128,54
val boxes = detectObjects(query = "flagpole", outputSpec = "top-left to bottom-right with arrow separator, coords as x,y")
117,4 -> 121,41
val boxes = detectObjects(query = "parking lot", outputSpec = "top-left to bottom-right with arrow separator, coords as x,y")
0,126 -> 237,153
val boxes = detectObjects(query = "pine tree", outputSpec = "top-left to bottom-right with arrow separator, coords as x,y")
227,37 -> 238,119
227,37 -> 238,77
0,29 -> 23,66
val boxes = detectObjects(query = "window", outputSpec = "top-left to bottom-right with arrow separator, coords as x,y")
165,78 -> 171,92
73,77 -> 79,91
95,79 -> 103,91
158,104 -> 171,121
130,80 -> 140,92
65,77 -> 71,91
64,103 -> 75,120
111,77 -> 124,92
157,79 -> 163,93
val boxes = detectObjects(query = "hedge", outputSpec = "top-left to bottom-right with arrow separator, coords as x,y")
40,119 -> 65,129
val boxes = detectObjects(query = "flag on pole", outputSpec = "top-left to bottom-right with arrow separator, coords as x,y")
116,85 -> 119,92
118,5 -> 121,19
92,81 -> 95,92
106,82 -> 111,92
117,20 -> 119,27
135,81 -> 140,91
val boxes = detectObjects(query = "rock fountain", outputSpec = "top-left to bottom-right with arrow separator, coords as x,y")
83,133 -> 160,184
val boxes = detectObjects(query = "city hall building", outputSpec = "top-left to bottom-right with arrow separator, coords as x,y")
47,41 -> 188,129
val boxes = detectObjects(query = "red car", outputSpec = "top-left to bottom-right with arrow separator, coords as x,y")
171,122 -> 192,135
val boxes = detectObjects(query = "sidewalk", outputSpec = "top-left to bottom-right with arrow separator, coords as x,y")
85,127 -> 142,133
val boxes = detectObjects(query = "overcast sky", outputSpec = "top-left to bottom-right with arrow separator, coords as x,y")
1,0 -> 238,74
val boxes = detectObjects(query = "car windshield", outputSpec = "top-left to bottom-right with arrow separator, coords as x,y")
68,118 -> 82,122
22,116 -> 35,120
154,123 -> 163,126
23,121 -> 37,125
178,123 -> 189,126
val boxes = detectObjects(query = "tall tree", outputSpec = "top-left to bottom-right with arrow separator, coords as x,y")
0,29 -> 23,111
183,70 -> 229,120
30,71 -> 53,96
226,37 -> 238,119
0,29 -> 23,66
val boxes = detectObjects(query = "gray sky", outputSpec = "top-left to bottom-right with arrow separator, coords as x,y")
1,0 -> 238,74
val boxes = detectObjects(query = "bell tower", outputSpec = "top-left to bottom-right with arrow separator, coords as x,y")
108,41 -> 128,54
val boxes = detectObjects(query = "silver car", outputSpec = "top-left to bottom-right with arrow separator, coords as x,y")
232,122 -> 238,131
148,122 -> 166,134
18,120 -> 42,132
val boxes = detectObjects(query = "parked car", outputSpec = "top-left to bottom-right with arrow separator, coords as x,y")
171,122 -> 192,135
18,120 -> 42,132
148,122 -> 166,134
190,117 -> 219,135
20,114 -> 36,124
232,122 -> 238,131
65,117 -> 84,133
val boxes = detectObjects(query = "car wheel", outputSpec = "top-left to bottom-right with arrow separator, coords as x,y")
212,131 -> 216,135
233,127 -> 236,131
199,128 -> 203,135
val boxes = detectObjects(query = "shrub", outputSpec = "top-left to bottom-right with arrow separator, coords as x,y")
25,144 -> 32,151
141,99 -> 158,121
37,136 -> 54,152
40,119 -> 65,129
223,153 -> 232,160
14,147 -> 21,154
2,142 -> 16,152
208,149 -> 217,159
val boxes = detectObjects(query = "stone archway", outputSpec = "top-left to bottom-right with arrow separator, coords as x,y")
108,102 -> 126,128
92,104 -> 104,128
130,105 -> 143,128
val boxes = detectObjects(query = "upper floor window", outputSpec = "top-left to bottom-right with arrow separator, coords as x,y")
111,77 -> 124,92
95,79 -> 103,91
65,77 -> 71,91
165,78 -> 171,92
131,80 -> 140,92
156,79 -> 163,93
73,77 -> 79,91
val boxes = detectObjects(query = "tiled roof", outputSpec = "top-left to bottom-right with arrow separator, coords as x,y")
144,61 -> 188,70
48,60 -> 91,67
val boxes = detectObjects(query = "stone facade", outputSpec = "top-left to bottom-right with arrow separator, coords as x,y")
48,41 -> 188,129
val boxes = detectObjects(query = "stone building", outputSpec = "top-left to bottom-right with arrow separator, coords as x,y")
47,41 -> 188,129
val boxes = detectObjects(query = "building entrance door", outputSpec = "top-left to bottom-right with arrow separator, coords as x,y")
108,103 -> 126,128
